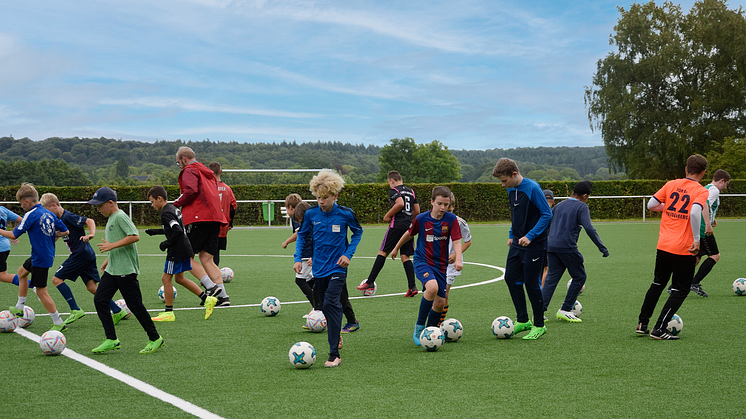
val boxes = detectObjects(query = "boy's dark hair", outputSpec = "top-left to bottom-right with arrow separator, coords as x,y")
293,201 -> 311,223
285,193 -> 302,209
713,169 -> 731,183
686,154 -> 707,175
148,185 -> 168,201
209,162 -> 222,176
431,186 -> 452,201
573,181 -> 592,196
387,171 -> 402,182
492,158 -> 519,178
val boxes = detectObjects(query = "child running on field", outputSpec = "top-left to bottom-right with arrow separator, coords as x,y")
438,192 -> 471,326
146,186 -> 219,322
0,205 -> 22,286
391,186 -> 462,346
282,194 -> 316,316
87,186 -> 163,354
294,170 -> 363,367
0,183 -> 69,331
40,193 -> 125,326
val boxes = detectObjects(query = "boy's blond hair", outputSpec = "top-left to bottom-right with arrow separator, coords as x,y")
293,201 -> 311,223
309,169 -> 345,197
492,158 -> 519,178
16,183 -> 39,202
449,191 -> 456,211
40,193 -> 60,207
285,193 -> 303,209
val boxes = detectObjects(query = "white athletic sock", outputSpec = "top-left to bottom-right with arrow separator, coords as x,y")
50,311 -> 62,325
200,275 -> 216,290
16,296 -> 27,310
218,284 -> 228,298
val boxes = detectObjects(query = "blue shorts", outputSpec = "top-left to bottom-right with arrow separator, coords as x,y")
165,259 -> 192,275
55,256 -> 100,283
415,264 -> 447,298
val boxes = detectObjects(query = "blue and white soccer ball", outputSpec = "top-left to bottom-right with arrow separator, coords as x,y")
220,267 -> 234,283
39,330 -> 66,355
491,316 -> 514,339
305,310 -> 327,332
114,299 -> 131,320
440,318 -> 463,342
260,296 -> 281,316
571,300 -> 583,317
0,310 -> 18,332
158,285 -> 177,303
288,341 -> 316,369
17,306 -> 35,328
733,278 -> 746,295
666,314 -> 683,336
420,326 -> 445,351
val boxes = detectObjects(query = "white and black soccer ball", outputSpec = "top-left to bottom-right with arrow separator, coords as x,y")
359,279 -> 377,296
18,306 -> 35,328
158,285 -> 177,303
221,267 -> 234,283
567,278 -> 585,294
420,326 -> 445,351
440,318 -> 464,342
305,310 -> 327,332
733,278 -> 746,296
114,299 -> 132,320
40,330 -> 66,355
571,301 -> 583,317
260,296 -> 281,316
0,310 -> 18,333
666,314 -> 683,336
491,316 -> 514,339
288,341 -> 316,369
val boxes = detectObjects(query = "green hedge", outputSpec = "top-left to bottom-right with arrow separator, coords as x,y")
1,180 -> 744,226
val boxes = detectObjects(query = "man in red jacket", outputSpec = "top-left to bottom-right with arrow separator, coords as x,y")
173,147 -> 230,306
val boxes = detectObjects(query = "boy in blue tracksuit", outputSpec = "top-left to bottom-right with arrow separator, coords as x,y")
294,170 -> 363,368
541,181 -> 609,322
493,158 -> 552,340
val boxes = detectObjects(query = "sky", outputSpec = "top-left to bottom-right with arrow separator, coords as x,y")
1,0 -> 743,150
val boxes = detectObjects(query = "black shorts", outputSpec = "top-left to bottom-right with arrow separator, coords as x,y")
23,257 -> 32,272
218,236 -> 227,251
0,251 -> 8,272
29,265 -> 50,288
380,227 -> 414,256
186,222 -> 220,256
55,256 -> 101,283
698,235 -> 719,257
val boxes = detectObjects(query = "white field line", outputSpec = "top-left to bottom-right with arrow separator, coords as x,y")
13,327 -> 225,419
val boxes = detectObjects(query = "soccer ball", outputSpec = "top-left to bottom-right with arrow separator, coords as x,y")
567,279 -> 585,294
359,279 -> 377,296
666,314 -> 683,336
571,301 -> 583,317
733,278 -> 746,295
17,306 -> 35,328
260,296 -> 281,316
491,316 -> 514,339
158,285 -> 178,303
305,310 -> 327,332
221,267 -> 234,283
420,326 -> 445,351
39,330 -> 66,355
0,310 -> 18,332
288,341 -> 316,369
114,299 -> 132,320
440,318 -> 464,342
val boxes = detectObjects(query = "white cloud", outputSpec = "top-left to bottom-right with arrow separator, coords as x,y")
98,97 -> 323,118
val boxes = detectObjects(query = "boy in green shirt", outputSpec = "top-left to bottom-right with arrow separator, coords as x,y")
87,187 -> 163,354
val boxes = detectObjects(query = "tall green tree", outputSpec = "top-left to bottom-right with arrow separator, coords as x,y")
115,156 -> 130,180
378,138 -> 461,183
705,136 -> 746,178
585,0 -> 746,179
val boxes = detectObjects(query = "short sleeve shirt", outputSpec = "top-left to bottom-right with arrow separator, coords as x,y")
60,210 -> 96,261
104,209 -> 140,275
13,204 -> 68,268
653,178 -> 710,255
0,206 -> 20,253
389,185 -> 418,229
409,211 -> 462,273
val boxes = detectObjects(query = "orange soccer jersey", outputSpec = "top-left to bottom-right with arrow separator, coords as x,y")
653,178 -> 709,255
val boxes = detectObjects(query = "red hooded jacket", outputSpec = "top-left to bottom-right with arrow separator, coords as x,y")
173,161 -> 227,226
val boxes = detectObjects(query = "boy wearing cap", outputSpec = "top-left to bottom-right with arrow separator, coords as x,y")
541,181 -> 609,322
88,187 -> 163,354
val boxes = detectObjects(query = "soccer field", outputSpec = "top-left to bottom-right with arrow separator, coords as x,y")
2,221 -> 745,418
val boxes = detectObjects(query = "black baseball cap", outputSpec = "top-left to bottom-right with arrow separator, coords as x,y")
87,187 -> 117,205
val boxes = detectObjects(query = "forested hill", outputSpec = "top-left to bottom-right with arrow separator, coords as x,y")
0,136 -> 615,186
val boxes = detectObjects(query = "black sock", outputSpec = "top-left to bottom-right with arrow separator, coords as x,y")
403,259 -> 416,289
165,306 -> 173,312
366,255 -> 387,285
199,292 -> 207,303
693,257 -> 717,284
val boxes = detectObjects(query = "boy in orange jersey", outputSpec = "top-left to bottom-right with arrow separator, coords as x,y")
208,162 -> 237,267
636,155 -> 710,340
